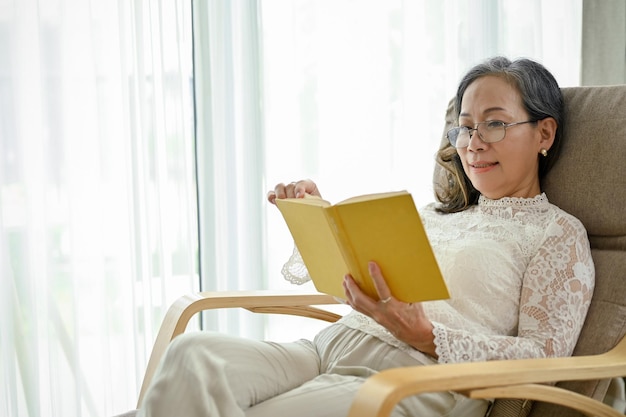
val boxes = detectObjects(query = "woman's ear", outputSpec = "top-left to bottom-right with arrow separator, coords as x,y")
537,117 -> 557,150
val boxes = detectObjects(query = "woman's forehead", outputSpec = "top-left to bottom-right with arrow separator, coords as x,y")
460,76 -> 523,117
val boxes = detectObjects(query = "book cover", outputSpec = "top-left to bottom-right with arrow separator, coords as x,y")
275,191 -> 449,303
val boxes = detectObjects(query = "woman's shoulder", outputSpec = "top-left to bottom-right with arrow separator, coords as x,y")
418,202 -> 459,220
542,201 -> 593,257
546,200 -> 588,235
418,202 -> 440,214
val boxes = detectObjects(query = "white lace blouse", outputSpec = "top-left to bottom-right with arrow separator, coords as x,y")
282,193 -> 595,365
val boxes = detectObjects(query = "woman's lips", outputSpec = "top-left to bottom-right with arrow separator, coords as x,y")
469,161 -> 499,173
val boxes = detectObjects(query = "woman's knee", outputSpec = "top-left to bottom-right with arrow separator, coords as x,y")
160,331 -> 229,367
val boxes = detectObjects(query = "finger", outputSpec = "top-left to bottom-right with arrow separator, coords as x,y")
292,179 -> 321,199
343,274 -> 378,311
342,274 -> 358,304
285,182 -> 300,198
271,182 -> 290,201
273,182 -> 300,200
267,190 -> 277,204
368,261 -> 393,302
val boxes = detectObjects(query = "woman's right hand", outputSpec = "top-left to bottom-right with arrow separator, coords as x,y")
267,179 -> 321,205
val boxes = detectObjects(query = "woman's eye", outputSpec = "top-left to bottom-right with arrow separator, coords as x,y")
486,120 -> 505,129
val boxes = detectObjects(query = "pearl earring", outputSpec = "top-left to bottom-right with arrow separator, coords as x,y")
540,148 -> 548,157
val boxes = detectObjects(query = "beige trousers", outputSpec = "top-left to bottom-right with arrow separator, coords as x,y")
138,323 -> 489,417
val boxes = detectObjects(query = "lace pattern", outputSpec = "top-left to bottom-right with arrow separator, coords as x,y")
281,246 -> 312,285
281,193 -> 595,364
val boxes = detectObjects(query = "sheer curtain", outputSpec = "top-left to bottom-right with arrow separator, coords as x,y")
581,0 -> 626,85
193,0 -> 267,339
194,0 -> 583,342
0,1 -> 197,416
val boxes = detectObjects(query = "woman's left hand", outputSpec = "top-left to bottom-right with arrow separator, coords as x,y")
342,261 -> 438,358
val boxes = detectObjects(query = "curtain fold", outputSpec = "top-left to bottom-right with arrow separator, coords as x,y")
0,1 -> 197,415
581,0 -> 626,85
193,0 -> 266,339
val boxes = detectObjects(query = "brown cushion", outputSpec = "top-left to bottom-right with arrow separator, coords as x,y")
487,399 -> 534,417
543,86 -> 626,250
575,250 -> 626,359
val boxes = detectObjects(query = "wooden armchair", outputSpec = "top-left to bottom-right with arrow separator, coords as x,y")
130,86 -> 626,417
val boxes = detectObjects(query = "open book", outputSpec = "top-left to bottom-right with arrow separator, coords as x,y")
275,191 -> 449,303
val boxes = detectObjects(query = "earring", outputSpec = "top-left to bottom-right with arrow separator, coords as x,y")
540,148 -> 548,157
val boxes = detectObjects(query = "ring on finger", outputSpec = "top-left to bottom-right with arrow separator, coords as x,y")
380,296 -> 392,304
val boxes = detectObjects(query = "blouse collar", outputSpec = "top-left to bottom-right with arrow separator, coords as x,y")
478,192 -> 549,208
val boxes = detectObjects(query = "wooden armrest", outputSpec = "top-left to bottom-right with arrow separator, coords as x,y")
347,335 -> 626,417
137,290 -> 340,407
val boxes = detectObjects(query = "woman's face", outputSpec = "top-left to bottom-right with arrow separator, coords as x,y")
457,75 -> 555,200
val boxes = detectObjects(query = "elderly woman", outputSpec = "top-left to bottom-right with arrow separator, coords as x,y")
138,57 -> 594,417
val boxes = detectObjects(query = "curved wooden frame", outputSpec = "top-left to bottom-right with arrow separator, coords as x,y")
347,338 -> 626,417
137,291 -> 626,417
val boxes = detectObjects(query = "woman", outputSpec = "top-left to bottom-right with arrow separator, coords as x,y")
138,57 -> 594,417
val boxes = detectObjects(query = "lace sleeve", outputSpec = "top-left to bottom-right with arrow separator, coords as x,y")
280,245 -> 312,285
434,214 -> 595,364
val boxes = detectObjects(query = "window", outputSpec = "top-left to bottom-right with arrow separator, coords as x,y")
1,1 -> 197,415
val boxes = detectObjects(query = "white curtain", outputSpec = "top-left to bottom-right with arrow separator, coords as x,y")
581,0 -> 626,85
0,1 -> 197,416
193,0 -> 267,339
194,0 -> 583,342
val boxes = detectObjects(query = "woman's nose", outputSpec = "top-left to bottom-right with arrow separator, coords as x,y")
466,130 -> 486,152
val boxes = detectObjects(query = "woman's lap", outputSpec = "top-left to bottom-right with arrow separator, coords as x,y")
139,330 -> 320,417
140,324 -> 489,417
173,331 -> 321,408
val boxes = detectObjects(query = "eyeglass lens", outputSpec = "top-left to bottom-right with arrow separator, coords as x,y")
449,122 -> 506,148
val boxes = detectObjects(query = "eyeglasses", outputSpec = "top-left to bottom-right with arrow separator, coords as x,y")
446,120 -> 536,148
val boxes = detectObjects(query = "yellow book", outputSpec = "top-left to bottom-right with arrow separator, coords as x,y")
275,191 -> 449,303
